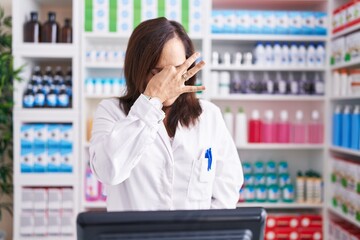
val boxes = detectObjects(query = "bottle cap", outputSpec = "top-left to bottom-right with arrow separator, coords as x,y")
280,110 -> 288,121
354,105 -> 360,114
252,110 -> 260,120
296,110 -> 303,120
34,66 -> 41,72
30,12 -> 38,20
311,110 -> 320,120
265,110 -> 274,120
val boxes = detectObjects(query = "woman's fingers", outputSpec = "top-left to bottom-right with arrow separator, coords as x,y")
177,52 -> 201,76
181,85 -> 206,93
183,60 -> 205,81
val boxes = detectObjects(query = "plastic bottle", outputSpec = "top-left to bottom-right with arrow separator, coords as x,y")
332,105 -> 342,146
230,72 -> 242,94
296,171 -> 305,203
351,105 -> 360,150
219,71 -> 231,96
277,110 -> 290,143
23,12 -> 41,43
58,85 -> 70,108
254,42 -> 265,66
30,66 -> 43,86
212,51 -> 219,66
23,85 -> 35,108
85,164 -> 100,201
234,52 -> 242,66
341,105 -> 352,148
46,85 -> 58,107
223,52 -> 231,66
65,67 -> 72,97
248,109 -> 262,143
99,183 -> 107,201
223,107 -> 234,138
332,70 -> 341,97
34,86 -> 45,108
314,73 -> 324,95
263,72 -> 274,94
235,107 -> 247,147
41,12 -> 60,43
248,72 -> 263,94
308,110 -> 324,144
306,44 -> 316,67
273,42 -> 282,66
315,43 -> 325,66
281,43 -> 290,65
53,66 -> 64,94
300,72 -> 313,95
42,66 -> 53,95
275,72 -> 287,94
340,70 -> 348,96
265,43 -> 273,66
290,44 -> 299,66
298,44 -> 306,67
289,72 -> 299,95
262,110 -> 276,143
292,110 -> 306,143
60,18 -> 72,43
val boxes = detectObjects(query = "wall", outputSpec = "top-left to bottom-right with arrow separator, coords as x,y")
2,1 -> 14,240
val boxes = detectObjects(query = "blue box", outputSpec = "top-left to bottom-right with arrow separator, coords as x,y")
212,10 -> 225,33
60,147 -> 73,173
21,147 -> 33,173
33,124 -> 47,149
302,11 -> 315,35
315,12 -> 327,35
275,11 -> 288,34
47,148 -> 61,172
60,124 -> 73,149
33,147 -> 47,173
250,11 -> 264,34
223,10 -> 237,33
47,124 -> 61,149
20,124 -> 34,149
288,11 -> 303,35
263,11 -> 276,34
237,10 -> 251,34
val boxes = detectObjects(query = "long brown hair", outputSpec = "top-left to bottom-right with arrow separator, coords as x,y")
119,17 -> 202,137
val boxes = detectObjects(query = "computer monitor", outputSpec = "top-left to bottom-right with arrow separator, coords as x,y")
77,207 -> 266,240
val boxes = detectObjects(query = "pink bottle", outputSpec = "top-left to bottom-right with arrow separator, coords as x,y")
292,110 -> 306,143
277,110 -> 291,143
262,110 -> 276,143
308,110 -> 324,144
248,110 -> 262,143
99,183 -> 107,201
85,164 -> 100,201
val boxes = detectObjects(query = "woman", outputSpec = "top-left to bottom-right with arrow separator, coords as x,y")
89,17 -> 243,211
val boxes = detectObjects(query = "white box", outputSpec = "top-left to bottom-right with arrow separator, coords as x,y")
21,188 -> 34,211
48,188 -> 62,211
47,124 -> 61,149
47,148 -> 61,172
33,124 -> 47,149
47,211 -> 61,236
61,210 -> 74,236
20,124 -> 34,148
223,10 -> 237,33
61,188 -> 74,210
60,147 -> 73,173
141,0 -> 157,21
212,10 -> 225,33
20,148 -> 34,173
237,10 -> 251,34
117,0 -> 133,34
250,11 -> 264,34
60,124 -> 74,148
275,11 -> 289,34
189,0 -> 203,35
33,188 -> 47,211
33,211 -> 47,236
20,212 -> 34,236
93,6 -> 109,33
166,0 -> 181,23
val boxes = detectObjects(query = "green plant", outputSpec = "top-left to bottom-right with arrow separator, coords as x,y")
0,6 -> 22,220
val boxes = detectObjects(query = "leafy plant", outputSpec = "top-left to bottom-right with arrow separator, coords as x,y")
0,6 -> 23,220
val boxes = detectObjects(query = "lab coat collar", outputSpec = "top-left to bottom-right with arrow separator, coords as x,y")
158,123 -> 174,163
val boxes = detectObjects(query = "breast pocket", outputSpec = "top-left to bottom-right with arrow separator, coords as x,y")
187,148 -> 216,201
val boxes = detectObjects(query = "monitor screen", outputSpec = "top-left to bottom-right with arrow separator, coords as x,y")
77,207 -> 266,240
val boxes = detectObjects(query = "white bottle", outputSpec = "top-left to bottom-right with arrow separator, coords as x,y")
265,43 -> 273,66
234,52 -> 242,66
298,44 -> 306,67
235,107 -> 248,146
340,70 -> 348,96
290,44 -> 299,66
223,52 -> 231,66
315,43 -> 325,66
314,73 -> 324,95
212,51 -> 219,66
276,72 -> 287,94
211,71 -> 220,97
273,42 -> 282,66
289,72 -> 299,95
332,70 -> 340,97
306,44 -> 316,67
223,107 -> 234,138
281,43 -> 290,66
264,72 -> 274,94
254,42 -> 265,66
219,71 -> 231,96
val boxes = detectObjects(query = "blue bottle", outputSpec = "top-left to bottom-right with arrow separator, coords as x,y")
58,84 -> 70,108
23,84 -> 35,108
46,85 -> 58,107
34,86 -> 45,108
342,105 -> 352,148
53,66 -> 64,94
351,105 -> 360,150
332,105 -> 342,146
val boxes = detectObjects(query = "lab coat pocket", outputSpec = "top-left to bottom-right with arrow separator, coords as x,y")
187,148 -> 216,201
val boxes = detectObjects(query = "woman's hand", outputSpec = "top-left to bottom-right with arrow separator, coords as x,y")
143,52 -> 206,103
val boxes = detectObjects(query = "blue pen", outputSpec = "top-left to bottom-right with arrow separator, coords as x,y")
206,148 -> 212,171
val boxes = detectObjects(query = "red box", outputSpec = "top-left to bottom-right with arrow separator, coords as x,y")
265,228 -> 299,240
299,228 -> 322,240
266,215 -> 299,229
299,215 -> 322,228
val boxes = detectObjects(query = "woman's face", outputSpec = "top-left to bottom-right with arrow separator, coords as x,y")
150,37 -> 187,107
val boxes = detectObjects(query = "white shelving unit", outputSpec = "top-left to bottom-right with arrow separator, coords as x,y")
328,206 -> 360,228
211,95 -> 325,101
331,58 -> 360,70
238,144 -> 324,150
237,202 -> 323,209
211,34 -> 327,42
332,22 -> 360,39
12,0 -> 80,239
329,146 -> 360,157
210,65 -> 326,71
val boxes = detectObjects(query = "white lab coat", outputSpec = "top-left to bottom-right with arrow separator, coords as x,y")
89,95 -> 243,211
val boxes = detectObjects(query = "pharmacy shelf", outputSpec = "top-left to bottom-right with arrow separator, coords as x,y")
211,95 -> 325,101
210,65 -> 326,72
84,62 -> 124,69
17,174 -> 76,187
13,43 -> 76,58
330,96 -> 360,100
83,201 -> 107,209
213,0 -> 328,9
211,34 -> 327,42
328,206 -> 360,228
17,237 -> 74,240
331,58 -> 360,70
85,94 -> 118,99
237,202 -> 323,209
329,146 -> 360,157
332,22 -> 360,39
13,109 -> 77,122
84,32 -> 203,40
238,144 -> 324,150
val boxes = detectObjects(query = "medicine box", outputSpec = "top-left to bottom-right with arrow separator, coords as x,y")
263,11 -> 276,34
47,124 -> 60,149
48,188 -> 62,211
33,188 -> 48,211
61,188 -> 74,210
47,147 -> 61,172
141,0 -> 157,21
61,210 -> 74,236
60,147 -> 73,173
21,147 -> 34,173
165,0 -> 181,23
60,124 -> 74,148
237,10 -> 251,34
21,124 -> 34,149
250,11 -> 264,34
275,11 -> 289,34
33,211 -> 47,236
117,0 -> 133,34
288,11 -> 303,35
20,213 -> 34,236
47,211 -> 61,236
302,11 -> 315,35
33,147 -> 47,173
223,10 -> 236,33
212,10 -> 224,33
189,0 -> 203,36
21,188 -> 34,211
315,12 -> 327,35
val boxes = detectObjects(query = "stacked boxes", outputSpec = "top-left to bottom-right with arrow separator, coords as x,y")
20,123 -> 74,173
211,10 -> 327,35
85,0 -> 204,36
333,0 -> 360,33
20,188 -> 74,237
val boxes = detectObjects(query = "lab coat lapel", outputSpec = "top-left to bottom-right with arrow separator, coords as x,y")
171,123 -> 183,151
157,123 -> 174,163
